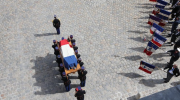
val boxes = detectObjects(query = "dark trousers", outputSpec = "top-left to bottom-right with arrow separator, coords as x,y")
65,84 -> 70,91
169,57 -> 178,66
80,80 -> 86,87
174,45 -> 178,50
170,0 -> 173,3
170,34 -> 178,42
164,72 -> 174,82
171,21 -> 179,34
56,28 -> 60,34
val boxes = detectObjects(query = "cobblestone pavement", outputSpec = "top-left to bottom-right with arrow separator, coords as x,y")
1,0 -> 180,100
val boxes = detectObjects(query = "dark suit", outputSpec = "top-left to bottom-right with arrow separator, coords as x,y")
174,39 -> 180,49
164,67 -> 180,82
75,90 -> 86,100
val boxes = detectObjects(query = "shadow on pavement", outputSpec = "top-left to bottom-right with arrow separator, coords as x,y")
34,33 -> 57,37
127,30 -> 147,34
138,79 -> 163,87
127,95 -> 139,100
149,53 -> 170,61
31,53 -> 67,95
123,55 -> 143,61
118,72 -> 144,79
151,62 -> 167,71
128,37 -> 144,43
129,47 -> 145,53
137,3 -> 155,6
139,11 -> 152,14
171,81 -> 180,86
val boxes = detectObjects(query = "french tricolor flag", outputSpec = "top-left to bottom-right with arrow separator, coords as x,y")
152,8 -> 160,15
151,32 -> 167,47
144,41 -> 159,56
150,23 -> 164,34
148,15 -> 161,25
59,39 -> 77,70
157,0 -> 169,6
139,61 -> 155,74
156,9 -> 170,20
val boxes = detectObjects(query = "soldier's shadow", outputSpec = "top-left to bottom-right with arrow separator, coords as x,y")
138,79 -> 164,87
31,53 -> 66,95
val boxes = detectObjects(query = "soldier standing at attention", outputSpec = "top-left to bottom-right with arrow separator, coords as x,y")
52,15 -> 61,35
78,67 -> 87,87
75,86 -> 86,100
61,72 -> 71,91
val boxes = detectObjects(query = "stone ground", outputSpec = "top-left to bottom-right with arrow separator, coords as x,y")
1,0 -> 180,100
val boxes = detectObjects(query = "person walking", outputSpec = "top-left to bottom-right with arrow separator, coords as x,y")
61,72 -> 71,91
74,86 -> 86,100
78,66 -> 87,87
164,64 -> 180,83
52,15 -> 61,35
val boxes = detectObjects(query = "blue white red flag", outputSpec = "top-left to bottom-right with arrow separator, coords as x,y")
152,8 -> 160,15
154,4 -> 165,9
157,0 -> 169,6
60,39 -> 77,70
148,15 -> 161,25
151,32 -> 167,47
144,41 -> 159,56
150,23 -> 164,34
139,61 -> 156,74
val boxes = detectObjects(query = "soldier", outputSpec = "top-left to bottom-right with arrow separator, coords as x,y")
174,39 -> 180,50
54,47 -> 60,56
78,67 -> 87,87
78,58 -> 82,63
56,55 -> 62,64
58,63 -> 64,77
168,17 -> 180,37
61,72 -> 71,91
164,64 -> 180,83
52,40 -> 57,51
170,29 -> 180,45
74,86 -> 86,100
164,48 -> 180,70
52,15 -> 61,35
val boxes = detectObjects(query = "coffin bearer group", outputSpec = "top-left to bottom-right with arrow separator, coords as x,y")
52,35 -> 87,100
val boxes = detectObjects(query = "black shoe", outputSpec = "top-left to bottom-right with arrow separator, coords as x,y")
163,78 -> 167,80
164,81 -> 168,83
